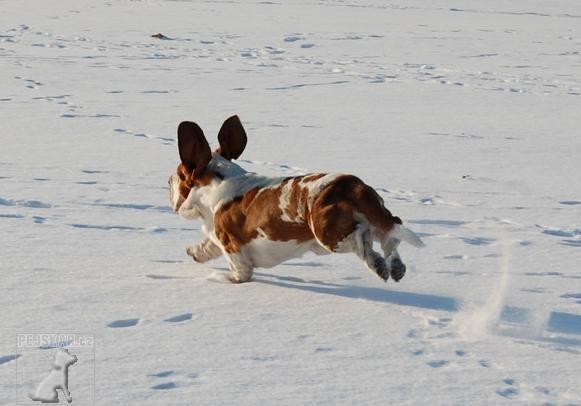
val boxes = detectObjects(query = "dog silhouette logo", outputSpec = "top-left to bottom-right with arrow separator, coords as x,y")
28,348 -> 77,403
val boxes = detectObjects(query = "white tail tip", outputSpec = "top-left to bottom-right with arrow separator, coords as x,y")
392,224 -> 425,248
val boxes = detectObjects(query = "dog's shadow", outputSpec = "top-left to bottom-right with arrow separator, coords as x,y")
255,272 -> 581,347
254,272 -> 460,312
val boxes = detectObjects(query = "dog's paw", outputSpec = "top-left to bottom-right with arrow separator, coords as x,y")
186,246 -> 199,261
228,274 -> 251,284
389,257 -> 406,282
186,245 -> 208,263
228,275 -> 243,284
372,256 -> 390,282
228,270 -> 253,284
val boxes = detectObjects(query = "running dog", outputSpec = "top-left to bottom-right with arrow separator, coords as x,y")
169,116 -> 424,283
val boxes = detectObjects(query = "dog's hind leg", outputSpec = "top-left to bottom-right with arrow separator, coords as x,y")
310,204 -> 389,281
381,237 -> 406,282
341,224 -> 390,281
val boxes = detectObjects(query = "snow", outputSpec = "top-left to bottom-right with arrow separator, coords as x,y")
1,0 -> 580,404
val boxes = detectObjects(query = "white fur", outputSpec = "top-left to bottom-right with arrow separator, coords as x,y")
277,174 -> 341,223
169,174 -> 184,212
225,251 -> 254,283
278,180 -> 297,222
243,237 -> 317,268
300,173 -> 340,206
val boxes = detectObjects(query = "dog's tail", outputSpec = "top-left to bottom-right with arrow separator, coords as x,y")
347,180 -> 425,248
391,223 -> 425,248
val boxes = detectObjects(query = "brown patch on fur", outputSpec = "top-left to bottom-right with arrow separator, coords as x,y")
280,174 -> 324,223
176,163 -> 219,200
214,179 -> 314,254
214,194 -> 258,254
214,173 -> 400,255
310,175 -> 399,250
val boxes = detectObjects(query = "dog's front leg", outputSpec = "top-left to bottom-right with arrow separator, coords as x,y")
186,238 -> 222,263
225,252 -> 254,283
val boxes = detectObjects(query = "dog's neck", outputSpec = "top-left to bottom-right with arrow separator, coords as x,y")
178,154 -> 246,226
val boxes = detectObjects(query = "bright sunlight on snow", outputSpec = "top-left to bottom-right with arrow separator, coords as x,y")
1,0 -> 580,405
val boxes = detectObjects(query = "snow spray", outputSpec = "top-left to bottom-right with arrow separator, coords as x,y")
455,236 -> 512,341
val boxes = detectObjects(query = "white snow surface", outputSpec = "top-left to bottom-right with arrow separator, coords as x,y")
1,0 -> 580,404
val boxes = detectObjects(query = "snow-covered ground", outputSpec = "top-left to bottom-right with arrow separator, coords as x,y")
1,0 -> 580,404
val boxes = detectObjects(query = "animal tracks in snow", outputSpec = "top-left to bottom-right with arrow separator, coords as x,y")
403,310 -> 574,403
107,318 -> 140,328
147,369 -> 199,391
0,196 -> 52,225
14,76 -> 45,90
151,381 -> 178,390
0,198 -> 51,209
537,224 -> 581,248
114,128 -> 174,145
3,12 -> 580,97
559,200 -> 581,206
107,312 -> 197,329
0,354 -> 21,365
163,313 -> 194,323
427,360 -> 449,368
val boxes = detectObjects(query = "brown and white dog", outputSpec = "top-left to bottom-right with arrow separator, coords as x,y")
169,115 -> 424,283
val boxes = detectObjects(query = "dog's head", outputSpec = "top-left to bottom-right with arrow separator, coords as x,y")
169,115 -> 248,217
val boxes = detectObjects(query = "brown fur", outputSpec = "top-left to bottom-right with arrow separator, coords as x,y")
177,163 -> 219,200
213,174 -> 399,254
311,175 -> 399,250
214,181 -> 314,253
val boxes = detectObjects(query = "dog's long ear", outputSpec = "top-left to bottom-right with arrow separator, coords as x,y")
178,121 -> 211,175
217,115 -> 247,160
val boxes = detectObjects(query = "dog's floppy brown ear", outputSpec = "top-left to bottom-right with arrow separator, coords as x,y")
217,115 -> 247,160
178,121 -> 211,175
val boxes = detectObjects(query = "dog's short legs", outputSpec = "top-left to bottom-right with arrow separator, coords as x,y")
311,205 -> 389,281
186,238 -> 222,263
388,254 -> 406,282
225,253 -> 254,283
359,229 -> 390,282
382,237 -> 406,282
381,236 -> 400,258
332,225 -> 390,281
